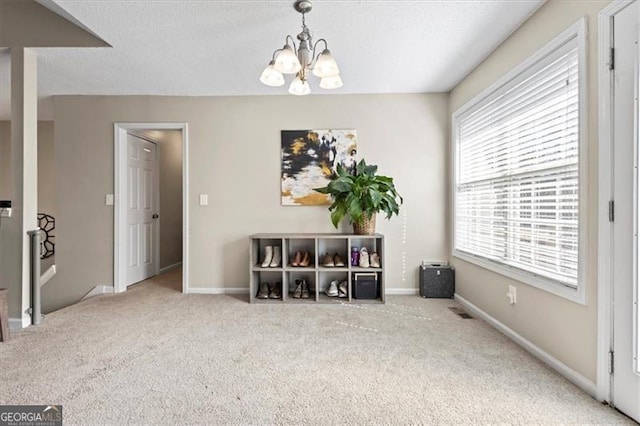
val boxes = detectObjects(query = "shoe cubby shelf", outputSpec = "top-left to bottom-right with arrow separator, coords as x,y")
249,233 -> 385,304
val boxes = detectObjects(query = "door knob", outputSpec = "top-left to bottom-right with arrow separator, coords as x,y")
152,214 -> 159,219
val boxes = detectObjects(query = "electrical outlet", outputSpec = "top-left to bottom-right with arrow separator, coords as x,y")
507,285 -> 517,305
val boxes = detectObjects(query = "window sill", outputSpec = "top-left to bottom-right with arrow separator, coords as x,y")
452,250 -> 586,305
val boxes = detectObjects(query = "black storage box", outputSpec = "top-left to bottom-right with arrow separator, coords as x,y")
419,265 -> 454,298
353,273 -> 378,299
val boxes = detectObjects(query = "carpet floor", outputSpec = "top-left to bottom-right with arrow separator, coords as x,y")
0,268 -> 633,425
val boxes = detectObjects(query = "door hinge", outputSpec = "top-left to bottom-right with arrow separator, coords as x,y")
609,350 -> 614,374
609,48 -> 615,70
609,200 -> 615,222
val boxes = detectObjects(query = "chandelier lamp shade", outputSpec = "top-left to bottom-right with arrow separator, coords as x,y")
259,0 -> 342,95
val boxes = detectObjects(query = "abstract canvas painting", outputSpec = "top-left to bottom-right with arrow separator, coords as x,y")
281,129 -> 358,206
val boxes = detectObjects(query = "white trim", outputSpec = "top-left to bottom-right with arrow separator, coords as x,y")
597,4 -> 614,405
452,251 -> 585,304
187,287 -> 249,295
386,288 -> 419,296
596,0 -> 636,404
9,318 -> 24,331
155,141 -> 160,277
40,264 -> 56,287
114,124 -> 124,293
600,0 -> 635,16
113,123 -> 189,295
577,15 -> 589,305
451,18 -> 588,305
81,285 -> 114,301
455,293 -> 598,398
159,261 -> 183,274
183,124 -> 190,294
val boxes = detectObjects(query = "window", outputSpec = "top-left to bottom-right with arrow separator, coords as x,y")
452,20 -> 586,302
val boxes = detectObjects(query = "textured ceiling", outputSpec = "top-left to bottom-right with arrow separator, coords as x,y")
1,0 -> 544,119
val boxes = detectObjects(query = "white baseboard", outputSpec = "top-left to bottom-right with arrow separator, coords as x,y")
160,261 -> 182,274
455,293 -> 597,399
40,264 -> 57,287
187,287 -> 249,295
81,285 -> 114,301
386,288 -> 419,295
9,318 -> 24,331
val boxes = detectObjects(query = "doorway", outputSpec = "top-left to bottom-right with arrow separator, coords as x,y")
602,0 -> 640,421
114,123 -> 189,293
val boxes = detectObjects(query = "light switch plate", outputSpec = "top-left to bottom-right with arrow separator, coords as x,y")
199,194 -> 208,206
106,194 -> 114,205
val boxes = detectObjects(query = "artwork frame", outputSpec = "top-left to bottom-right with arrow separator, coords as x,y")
281,129 -> 358,206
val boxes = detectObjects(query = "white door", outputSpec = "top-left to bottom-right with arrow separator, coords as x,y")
612,1 -> 640,421
126,134 -> 158,286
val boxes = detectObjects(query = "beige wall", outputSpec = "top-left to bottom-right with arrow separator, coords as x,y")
0,120 -> 18,317
0,121 -> 55,215
449,0 -> 610,383
157,130 -> 183,269
44,94 -> 448,313
0,121 -> 56,211
0,121 -> 10,198
0,120 -> 55,317
37,121 -> 55,217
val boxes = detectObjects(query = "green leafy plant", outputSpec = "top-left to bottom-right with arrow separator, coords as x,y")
315,159 -> 403,229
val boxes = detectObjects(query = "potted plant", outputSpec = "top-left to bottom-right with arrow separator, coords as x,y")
314,159 -> 403,235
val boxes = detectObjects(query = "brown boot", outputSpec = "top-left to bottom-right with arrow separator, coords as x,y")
291,251 -> 302,267
300,251 -> 311,267
321,252 -> 334,267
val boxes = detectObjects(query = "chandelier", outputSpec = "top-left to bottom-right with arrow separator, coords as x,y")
259,0 -> 342,95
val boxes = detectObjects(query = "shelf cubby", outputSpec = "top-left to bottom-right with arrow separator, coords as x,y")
250,270 -> 284,303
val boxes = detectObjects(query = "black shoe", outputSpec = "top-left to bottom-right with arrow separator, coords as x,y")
257,282 -> 269,299
301,280 -> 310,299
269,282 -> 282,299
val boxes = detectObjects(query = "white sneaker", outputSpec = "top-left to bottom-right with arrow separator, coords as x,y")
359,247 -> 370,268
370,253 -> 381,268
261,246 -> 273,267
338,281 -> 348,298
326,280 -> 339,297
270,246 -> 281,267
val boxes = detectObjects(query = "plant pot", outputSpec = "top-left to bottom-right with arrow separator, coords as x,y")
353,213 -> 376,235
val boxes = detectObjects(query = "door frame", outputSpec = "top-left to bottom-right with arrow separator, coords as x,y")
597,0 -> 637,404
113,122 -> 189,294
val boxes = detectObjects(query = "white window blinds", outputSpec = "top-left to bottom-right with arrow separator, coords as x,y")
454,36 -> 581,288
